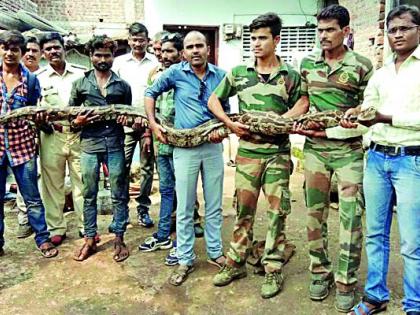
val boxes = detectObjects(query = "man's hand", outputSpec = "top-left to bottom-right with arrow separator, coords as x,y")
340,107 -> 360,129
34,111 -> 49,125
72,109 -> 100,127
132,117 -> 147,130
141,136 -> 152,153
301,120 -> 325,130
150,122 -> 168,144
116,115 -> 128,126
209,130 -> 226,143
227,121 -> 250,138
291,122 -> 326,138
358,111 -> 392,127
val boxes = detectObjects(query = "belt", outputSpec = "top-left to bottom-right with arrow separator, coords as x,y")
369,142 -> 420,156
52,123 -> 72,133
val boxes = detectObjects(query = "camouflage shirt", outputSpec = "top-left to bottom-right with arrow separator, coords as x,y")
300,48 -> 373,112
148,64 -> 175,156
214,57 -> 301,158
300,48 -> 373,142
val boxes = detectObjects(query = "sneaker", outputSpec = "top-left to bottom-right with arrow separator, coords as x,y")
139,233 -> 172,252
335,290 -> 355,313
213,264 -> 247,287
194,223 -> 204,238
309,274 -> 334,301
165,246 -> 179,266
138,213 -> 154,228
16,224 -> 33,239
261,271 -> 284,299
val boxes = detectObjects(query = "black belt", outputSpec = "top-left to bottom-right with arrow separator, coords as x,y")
370,142 -> 420,156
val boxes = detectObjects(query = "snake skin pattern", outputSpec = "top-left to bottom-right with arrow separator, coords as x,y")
0,105 -> 376,148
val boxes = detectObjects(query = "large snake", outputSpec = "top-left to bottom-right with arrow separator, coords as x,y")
0,105 -> 376,148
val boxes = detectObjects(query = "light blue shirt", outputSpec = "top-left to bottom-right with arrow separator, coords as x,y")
145,61 -> 228,129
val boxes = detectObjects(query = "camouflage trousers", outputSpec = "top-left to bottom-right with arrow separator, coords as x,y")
304,139 -> 364,288
226,152 -> 291,273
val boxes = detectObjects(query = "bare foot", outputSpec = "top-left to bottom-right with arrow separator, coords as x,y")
113,236 -> 129,262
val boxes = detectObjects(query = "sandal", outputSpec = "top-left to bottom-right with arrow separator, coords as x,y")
350,300 -> 387,315
73,240 -> 97,261
113,239 -> 129,262
207,255 -> 226,269
39,241 -> 58,258
168,264 -> 195,286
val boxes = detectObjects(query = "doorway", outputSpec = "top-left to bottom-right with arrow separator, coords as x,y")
163,24 -> 219,65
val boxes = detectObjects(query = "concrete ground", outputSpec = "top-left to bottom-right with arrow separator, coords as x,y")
0,160 -> 406,315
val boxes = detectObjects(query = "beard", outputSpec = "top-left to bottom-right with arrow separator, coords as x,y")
94,62 -> 112,72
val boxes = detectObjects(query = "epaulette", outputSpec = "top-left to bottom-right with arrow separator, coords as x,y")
70,63 -> 88,70
34,67 -> 48,76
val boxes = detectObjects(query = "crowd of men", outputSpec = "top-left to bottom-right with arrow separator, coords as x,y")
0,3 -> 419,314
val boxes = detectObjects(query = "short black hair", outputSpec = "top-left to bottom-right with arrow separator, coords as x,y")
317,4 -> 350,28
40,32 -> 64,49
86,35 -> 117,55
0,30 -> 26,53
161,33 -> 184,51
128,22 -> 149,38
249,12 -> 282,37
386,4 -> 420,28
26,36 -> 40,47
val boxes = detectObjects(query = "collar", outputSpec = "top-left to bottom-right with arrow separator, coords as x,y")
45,62 -> 75,77
246,56 -> 289,74
85,69 -> 121,85
0,62 -> 27,76
385,44 -> 420,66
181,61 -> 216,75
127,51 -> 156,63
314,46 -> 356,66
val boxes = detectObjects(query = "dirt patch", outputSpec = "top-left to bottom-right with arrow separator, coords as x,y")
0,169 -> 405,315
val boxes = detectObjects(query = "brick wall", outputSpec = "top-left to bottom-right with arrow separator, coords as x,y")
33,0 -> 144,35
0,0 -> 37,13
339,0 -> 385,68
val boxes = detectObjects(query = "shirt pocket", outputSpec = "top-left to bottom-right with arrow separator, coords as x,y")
41,86 -> 63,107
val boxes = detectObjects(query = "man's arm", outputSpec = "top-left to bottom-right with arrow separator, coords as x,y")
145,96 -> 167,144
282,96 -> 309,118
208,93 -> 249,138
207,70 -> 249,138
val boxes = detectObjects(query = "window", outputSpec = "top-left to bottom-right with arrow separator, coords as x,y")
242,25 -> 317,65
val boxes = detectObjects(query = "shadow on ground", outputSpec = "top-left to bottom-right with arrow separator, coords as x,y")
0,169 -> 405,315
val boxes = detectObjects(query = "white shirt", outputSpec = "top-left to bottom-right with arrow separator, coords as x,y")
361,45 -> 420,146
112,51 -> 158,113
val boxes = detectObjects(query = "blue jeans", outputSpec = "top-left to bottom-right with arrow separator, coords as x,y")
363,149 -> 420,312
80,149 -> 129,238
0,156 -> 50,247
156,154 -> 175,240
173,143 -> 224,266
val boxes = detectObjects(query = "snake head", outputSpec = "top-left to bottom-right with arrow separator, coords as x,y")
357,107 -> 377,122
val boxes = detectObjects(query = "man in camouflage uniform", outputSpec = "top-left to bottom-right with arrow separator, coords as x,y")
286,5 -> 373,312
208,13 -> 301,298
